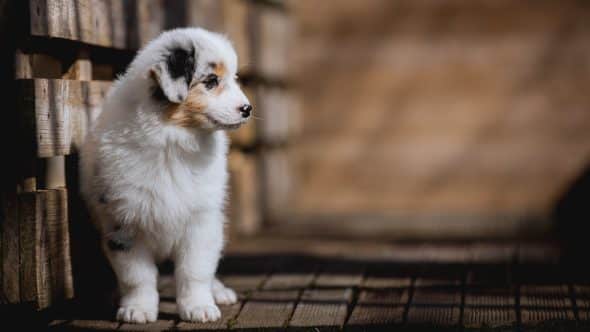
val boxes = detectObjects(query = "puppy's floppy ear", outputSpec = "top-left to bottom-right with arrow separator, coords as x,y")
149,47 -> 195,104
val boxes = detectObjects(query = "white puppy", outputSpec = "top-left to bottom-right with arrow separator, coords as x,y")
80,28 -> 251,324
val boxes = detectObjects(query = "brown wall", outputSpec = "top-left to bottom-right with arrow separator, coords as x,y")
290,0 -> 590,236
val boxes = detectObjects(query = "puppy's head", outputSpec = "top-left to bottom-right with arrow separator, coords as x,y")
148,28 -> 251,130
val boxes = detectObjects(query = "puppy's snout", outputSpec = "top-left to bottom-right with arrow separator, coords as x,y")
239,104 -> 252,118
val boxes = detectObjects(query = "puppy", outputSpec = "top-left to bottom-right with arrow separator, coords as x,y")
80,28 -> 252,323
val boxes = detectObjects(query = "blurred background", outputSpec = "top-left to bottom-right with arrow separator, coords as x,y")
286,0 -> 590,239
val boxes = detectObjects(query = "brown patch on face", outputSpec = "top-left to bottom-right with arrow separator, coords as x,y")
209,62 -> 227,78
164,88 -> 209,128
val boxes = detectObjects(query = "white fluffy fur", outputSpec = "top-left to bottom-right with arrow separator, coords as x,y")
80,28 -> 250,323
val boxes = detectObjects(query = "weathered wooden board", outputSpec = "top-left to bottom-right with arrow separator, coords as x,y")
256,85 -> 300,145
228,151 -> 261,236
262,271 -> 315,291
252,3 -> 291,80
519,285 -> 573,308
1,192 -> 20,303
119,319 -> 175,331
18,189 -> 72,309
29,0 -> 150,49
347,289 -> 408,327
17,79 -> 110,157
258,147 -> 294,224
222,0 -> 251,72
289,288 -> 352,328
18,191 -> 44,304
463,287 -> 516,328
233,290 -> 298,329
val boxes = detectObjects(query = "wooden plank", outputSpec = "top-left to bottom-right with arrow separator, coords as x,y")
464,287 -> 515,307
1,192 -> 20,303
228,151 -> 261,236
186,0 -> 223,31
65,319 -> 120,331
463,307 -> 516,329
520,309 -> 575,325
463,287 -> 516,328
519,285 -> 573,308
134,0 -> 165,48
253,4 -> 291,80
119,320 -> 175,331
233,290 -> 298,329
259,147 -> 294,224
574,285 -> 590,309
411,287 -> 462,306
17,79 -> 110,157
18,191 -> 44,305
314,263 -> 364,288
15,50 -> 63,79
256,85 -> 300,145
347,289 -> 408,327
289,288 -> 352,328
262,271 -> 315,291
41,188 -> 74,305
222,0 -> 251,72
406,306 -> 461,327
29,0 -> 132,49
19,189 -> 73,309
363,277 -> 411,289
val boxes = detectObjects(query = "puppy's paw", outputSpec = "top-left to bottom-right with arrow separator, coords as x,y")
116,306 -> 158,324
178,304 -> 221,322
213,286 -> 237,305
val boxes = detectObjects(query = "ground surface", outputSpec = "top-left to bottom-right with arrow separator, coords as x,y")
31,238 -> 590,331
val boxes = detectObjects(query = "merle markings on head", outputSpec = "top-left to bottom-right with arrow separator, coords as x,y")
146,28 -> 252,130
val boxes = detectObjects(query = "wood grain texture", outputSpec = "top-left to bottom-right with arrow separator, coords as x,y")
228,151 -> 261,236
29,0 -> 135,49
519,285 -> 573,308
289,288 -> 352,328
18,191 -> 43,304
233,290 -> 298,329
17,189 -> 72,309
17,79 -> 110,157
1,192 -> 20,303
348,289 -> 408,327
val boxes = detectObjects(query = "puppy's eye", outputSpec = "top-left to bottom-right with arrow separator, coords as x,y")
203,74 -> 219,90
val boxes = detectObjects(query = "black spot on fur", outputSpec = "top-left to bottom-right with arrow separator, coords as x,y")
167,46 -> 195,86
151,85 -> 168,103
105,224 -> 134,251
107,238 -> 132,251
99,193 -> 108,204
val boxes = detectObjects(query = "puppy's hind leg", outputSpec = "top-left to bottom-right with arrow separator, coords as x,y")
212,278 -> 237,305
105,240 -> 159,323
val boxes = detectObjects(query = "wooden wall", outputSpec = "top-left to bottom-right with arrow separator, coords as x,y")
0,0 -> 296,310
290,0 -> 590,238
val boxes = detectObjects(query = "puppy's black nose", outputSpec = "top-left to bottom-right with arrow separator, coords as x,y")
239,104 -> 252,118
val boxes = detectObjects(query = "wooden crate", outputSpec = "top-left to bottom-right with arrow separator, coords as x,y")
1,0 -> 298,309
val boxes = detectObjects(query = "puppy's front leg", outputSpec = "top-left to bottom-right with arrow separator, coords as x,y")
105,241 -> 159,323
175,212 -> 224,322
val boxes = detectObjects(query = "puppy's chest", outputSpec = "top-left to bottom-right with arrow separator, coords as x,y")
120,147 -> 226,217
